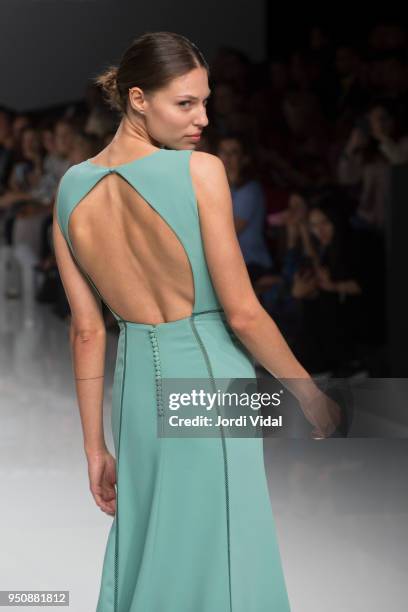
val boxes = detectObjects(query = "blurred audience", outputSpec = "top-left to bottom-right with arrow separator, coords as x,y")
1,20 -> 404,375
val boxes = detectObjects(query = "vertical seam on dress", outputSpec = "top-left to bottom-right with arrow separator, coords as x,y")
114,323 -> 127,612
144,327 -> 166,606
188,316 -> 233,612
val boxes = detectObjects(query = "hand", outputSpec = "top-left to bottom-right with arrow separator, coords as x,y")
300,391 -> 342,439
292,270 -> 318,298
285,208 -> 299,228
315,266 -> 336,291
369,115 -> 390,142
286,194 -> 308,226
346,127 -> 368,153
87,450 -> 117,516
253,274 -> 281,296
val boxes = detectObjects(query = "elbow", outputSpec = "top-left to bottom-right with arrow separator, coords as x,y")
70,324 -> 105,343
228,307 -> 262,332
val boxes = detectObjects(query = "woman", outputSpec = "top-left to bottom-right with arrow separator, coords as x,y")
53,32 -> 339,611
291,200 -> 374,375
1,126 -> 46,251
216,132 -> 277,288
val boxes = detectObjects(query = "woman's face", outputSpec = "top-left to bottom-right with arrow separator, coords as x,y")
21,129 -> 41,157
308,208 -> 334,245
132,66 -> 210,151
54,121 -> 76,156
41,129 -> 55,153
69,136 -> 94,165
217,138 -> 246,176
212,83 -> 236,116
368,105 -> 394,136
13,115 -> 30,138
288,193 -> 308,222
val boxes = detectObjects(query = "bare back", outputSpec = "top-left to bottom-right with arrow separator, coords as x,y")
55,148 -> 225,325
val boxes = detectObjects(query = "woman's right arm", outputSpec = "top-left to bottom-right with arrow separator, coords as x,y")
190,151 -> 322,406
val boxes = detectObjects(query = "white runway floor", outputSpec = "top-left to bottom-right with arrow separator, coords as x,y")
0,245 -> 407,611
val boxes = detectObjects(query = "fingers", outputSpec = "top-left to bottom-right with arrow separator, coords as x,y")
92,490 -> 116,515
90,482 -> 116,515
99,499 -> 116,516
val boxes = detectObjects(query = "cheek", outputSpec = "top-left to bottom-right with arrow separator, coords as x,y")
312,226 -> 324,241
153,106 -> 189,130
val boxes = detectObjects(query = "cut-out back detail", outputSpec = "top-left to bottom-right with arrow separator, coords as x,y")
55,149 -> 223,325
67,170 -> 196,324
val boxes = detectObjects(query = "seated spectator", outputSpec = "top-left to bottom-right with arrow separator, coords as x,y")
1,118 -> 77,255
261,191 -> 311,342
38,130 -> 102,269
0,107 -> 16,194
35,131 -> 105,321
369,100 -> 408,164
216,133 -> 278,291
0,118 -> 74,212
337,100 -> 408,230
289,200 -> 383,375
5,126 -> 45,193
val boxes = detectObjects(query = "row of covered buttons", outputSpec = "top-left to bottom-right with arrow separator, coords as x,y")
149,329 -> 164,417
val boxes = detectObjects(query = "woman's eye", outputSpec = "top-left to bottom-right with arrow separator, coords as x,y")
178,99 -> 209,108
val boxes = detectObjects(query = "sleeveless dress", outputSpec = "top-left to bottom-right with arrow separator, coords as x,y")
55,148 -> 291,612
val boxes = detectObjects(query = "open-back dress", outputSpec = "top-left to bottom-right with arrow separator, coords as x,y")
55,147 -> 291,611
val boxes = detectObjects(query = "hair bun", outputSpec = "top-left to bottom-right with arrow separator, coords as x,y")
94,65 -> 122,112
93,32 -> 209,117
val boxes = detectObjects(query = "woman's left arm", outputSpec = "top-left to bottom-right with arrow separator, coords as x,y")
333,279 -> 362,295
52,206 -> 108,459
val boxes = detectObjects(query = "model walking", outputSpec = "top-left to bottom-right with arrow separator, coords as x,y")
53,31 -> 339,611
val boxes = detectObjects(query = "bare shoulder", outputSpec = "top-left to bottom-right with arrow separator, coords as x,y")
189,150 -> 225,177
189,151 -> 230,212
187,150 -> 260,324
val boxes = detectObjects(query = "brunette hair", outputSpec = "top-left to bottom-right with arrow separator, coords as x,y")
94,31 -> 209,114
308,200 -> 354,280
216,131 -> 258,185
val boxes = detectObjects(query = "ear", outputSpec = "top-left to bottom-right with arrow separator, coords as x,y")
128,87 -> 146,114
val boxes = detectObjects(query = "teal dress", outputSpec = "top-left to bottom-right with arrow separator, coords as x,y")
56,148 -> 291,612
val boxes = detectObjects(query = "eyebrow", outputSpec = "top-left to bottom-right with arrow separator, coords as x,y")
176,91 -> 211,100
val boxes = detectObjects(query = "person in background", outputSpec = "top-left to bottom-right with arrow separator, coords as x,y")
337,100 -> 408,231
39,130 -> 102,270
1,118 -> 78,295
5,126 -> 46,193
35,131 -> 106,323
0,107 -> 15,193
260,191 -> 311,342
216,132 -> 279,294
290,200 -> 381,375
0,118 -> 75,212
369,100 -> 408,164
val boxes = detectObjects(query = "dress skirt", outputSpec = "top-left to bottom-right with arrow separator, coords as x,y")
96,309 -> 291,612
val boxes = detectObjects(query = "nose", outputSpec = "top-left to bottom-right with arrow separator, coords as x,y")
194,106 -> 209,129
